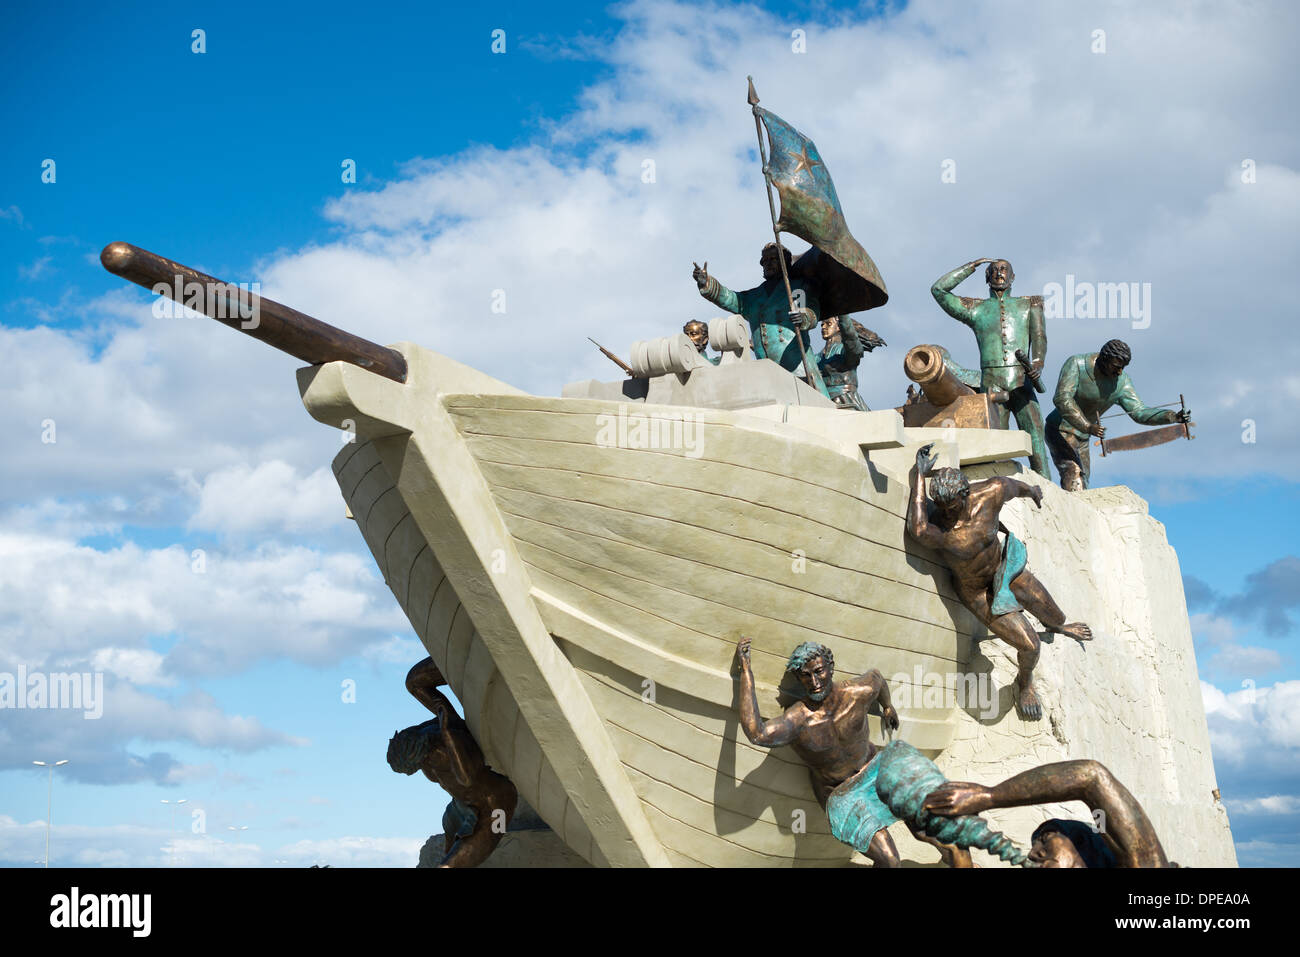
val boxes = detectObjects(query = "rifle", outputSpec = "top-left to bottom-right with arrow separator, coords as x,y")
588,337 -> 634,377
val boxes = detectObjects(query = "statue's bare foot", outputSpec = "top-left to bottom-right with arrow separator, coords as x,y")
1016,681 -> 1043,721
1058,622 -> 1092,642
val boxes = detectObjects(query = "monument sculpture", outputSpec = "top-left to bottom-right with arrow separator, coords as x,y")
918,750 -> 1171,867
931,258 -> 1050,476
897,343 -> 1000,428
874,742 -> 1032,866
906,443 -> 1092,720
817,315 -> 884,410
682,320 -> 720,365
692,245 -> 827,391
1047,338 -> 1193,491
736,637 -> 970,868
91,74 -> 1230,868
386,658 -> 517,868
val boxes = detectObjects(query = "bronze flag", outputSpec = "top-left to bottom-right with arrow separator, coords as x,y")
753,105 -> 888,315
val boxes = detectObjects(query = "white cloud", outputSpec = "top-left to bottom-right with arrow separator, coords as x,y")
0,815 -> 416,867
1201,679 -> 1300,764
1225,794 -> 1300,815
91,647 -> 175,687
274,835 -> 421,868
358,635 -> 425,666
183,460 -> 346,535
0,528 -> 405,677
1233,839 -> 1300,867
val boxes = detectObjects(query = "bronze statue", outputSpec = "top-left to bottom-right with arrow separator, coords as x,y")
817,316 -> 885,410
905,443 -> 1091,720
923,759 -> 1172,867
387,657 -> 517,868
931,259 -> 1050,476
736,637 -> 970,867
682,320 -> 719,365
1047,339 -> 1193,491
693,245 -> 830,394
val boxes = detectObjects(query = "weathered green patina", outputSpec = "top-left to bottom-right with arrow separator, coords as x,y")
698,260 -> 831,395
826,755 -> 899,852
1047,348 -> 1184,489
817,317 -> 870,410
875,741 -> 1031,866
990,531 -> 1029,616
931,260 -> 1050,476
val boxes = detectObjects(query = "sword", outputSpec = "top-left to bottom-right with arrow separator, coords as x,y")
1097,394 -> 1193,456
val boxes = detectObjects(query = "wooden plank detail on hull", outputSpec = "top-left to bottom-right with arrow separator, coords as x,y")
304,348 -> 670,868
334,439 -> 604,863
445,399 -> 957,591
535,587 -> 954,864
334,441 -> 583,853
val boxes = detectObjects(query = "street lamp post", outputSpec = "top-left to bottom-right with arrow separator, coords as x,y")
160,798 -> 187,867
32,760 -> 68,868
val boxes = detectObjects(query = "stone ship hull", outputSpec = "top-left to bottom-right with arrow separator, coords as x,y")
299,342 -> 1235,867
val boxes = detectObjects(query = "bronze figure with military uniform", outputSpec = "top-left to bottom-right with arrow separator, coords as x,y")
931,258 -> 1050,476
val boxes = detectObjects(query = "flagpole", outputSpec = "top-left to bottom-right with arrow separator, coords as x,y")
748,76 -> 820,390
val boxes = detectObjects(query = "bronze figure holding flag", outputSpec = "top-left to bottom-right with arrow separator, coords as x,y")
693,79 -> 888,400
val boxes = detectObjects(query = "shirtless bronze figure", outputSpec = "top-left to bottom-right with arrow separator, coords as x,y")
736,637 -> 969,867
387,657 -> 518,868
905,443 -> 1091,719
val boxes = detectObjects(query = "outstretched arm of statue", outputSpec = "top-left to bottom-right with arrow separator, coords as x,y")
930,261 -> 988,326
1117,379 -> 1184,426
905,444 -> 944,548
924,760 -> 1168,868
735,637 -> 799,747
1053,358 -> 1093,435
406,657 -> 457,719
991,475 -> 1044,510
693,260 -> 741,314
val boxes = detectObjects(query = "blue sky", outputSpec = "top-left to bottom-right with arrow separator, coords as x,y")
2,0 -> 1297,867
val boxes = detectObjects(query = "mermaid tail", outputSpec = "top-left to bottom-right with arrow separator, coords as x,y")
875,741 -> 1033,867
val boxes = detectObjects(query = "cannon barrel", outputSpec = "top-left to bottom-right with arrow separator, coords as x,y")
903,344 -> 974,408
100,242 -> 407,383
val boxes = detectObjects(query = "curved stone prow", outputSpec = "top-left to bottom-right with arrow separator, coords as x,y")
99,241 -> 408,383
